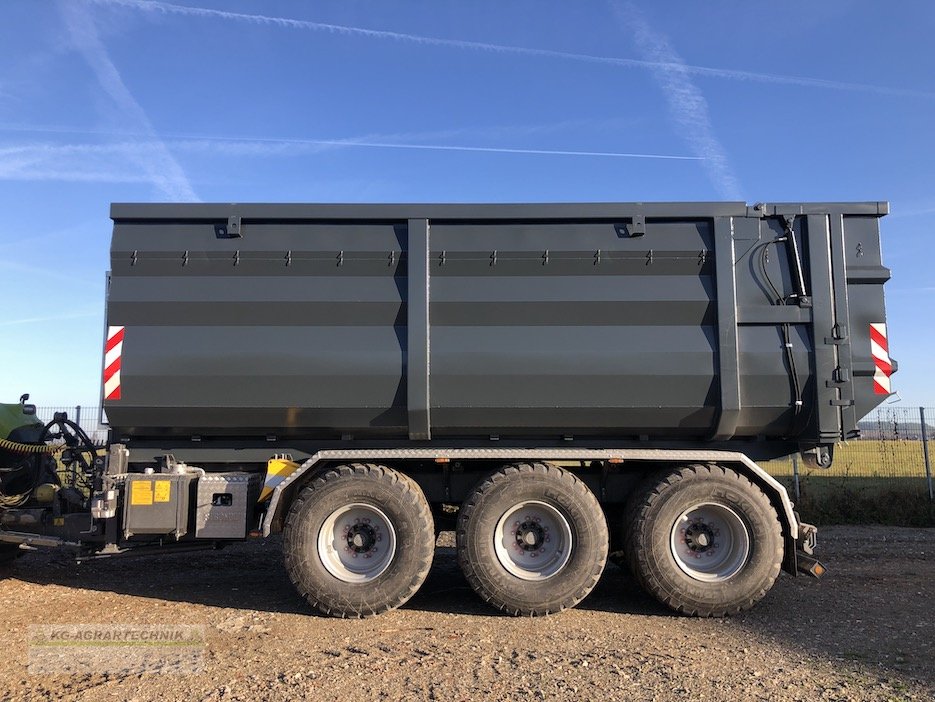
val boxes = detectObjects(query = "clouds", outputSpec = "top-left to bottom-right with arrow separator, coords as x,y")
92,0 -> 935,100
18,1 -> 919,200
0,129 -> 702,186
0,142 -> 157,184
57,1 -> 197,200
0,115 -> 704,186
0,311 -> 101,328
614,3 -> 743,200
85,0 -> 922,202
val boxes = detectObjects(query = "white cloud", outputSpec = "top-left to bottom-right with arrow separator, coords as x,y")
58,2 -> 198,200
0,132 -> 702,186
170,137 -> 701,160
0,116 -> 670,156
91,0 -> 935,99
0,142 -> 174,184
0,311 -> 100,328
614,3 -> 743,200
887,206 -> 935,219
0,259 -> 102,289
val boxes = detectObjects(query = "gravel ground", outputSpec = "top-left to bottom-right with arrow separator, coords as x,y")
0,526 -> 932,701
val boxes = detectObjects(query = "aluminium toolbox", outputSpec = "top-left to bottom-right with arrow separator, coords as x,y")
194,472 -> 263,539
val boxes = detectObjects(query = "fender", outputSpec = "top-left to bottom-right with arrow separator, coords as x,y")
262,448 -> 799,547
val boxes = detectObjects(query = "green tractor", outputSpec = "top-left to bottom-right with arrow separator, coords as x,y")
1,395 -> 43,447
1,395 -> 100,565
0,396 -> 43,563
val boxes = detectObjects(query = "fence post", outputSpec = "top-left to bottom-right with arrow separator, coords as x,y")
792,454 -> 800,502
921,407 -> 933,502
74,405 -> 81,427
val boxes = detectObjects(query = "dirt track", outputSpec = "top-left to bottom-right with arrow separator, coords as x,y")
0,526 -> 932,701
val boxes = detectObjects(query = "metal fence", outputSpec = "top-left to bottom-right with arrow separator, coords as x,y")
754,406 -> 935,503
33,405 -> 109,445
29,404 -> 935,502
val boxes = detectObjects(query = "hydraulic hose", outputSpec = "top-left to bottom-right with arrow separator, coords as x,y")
0,437 -> 58,454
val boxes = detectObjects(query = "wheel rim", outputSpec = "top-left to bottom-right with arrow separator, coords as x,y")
669,502 -> 750,582
317,503 -> 397,583
493,500 -> 573,581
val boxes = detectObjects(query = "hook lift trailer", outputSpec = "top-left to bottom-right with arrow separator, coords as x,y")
1,201 -> 894,618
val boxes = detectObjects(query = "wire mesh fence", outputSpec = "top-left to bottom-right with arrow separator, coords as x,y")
760,406 -> 935,500
33,405 -> 109,445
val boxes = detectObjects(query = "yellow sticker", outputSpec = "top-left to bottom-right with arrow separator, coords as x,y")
130,480 -> 153,506
154,480 -> 171,503
53,517 -> 64,526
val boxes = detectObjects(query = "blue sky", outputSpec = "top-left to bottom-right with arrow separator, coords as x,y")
0,0 -> 933,410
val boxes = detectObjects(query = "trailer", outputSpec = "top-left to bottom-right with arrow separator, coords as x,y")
1,201 -> 893,617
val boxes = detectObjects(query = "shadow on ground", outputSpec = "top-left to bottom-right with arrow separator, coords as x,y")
2,539 -> 667,618
3,527 -> 932,689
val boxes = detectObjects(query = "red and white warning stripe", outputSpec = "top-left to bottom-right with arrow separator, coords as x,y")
103,325 -> 125,401
869,322 -> 892,395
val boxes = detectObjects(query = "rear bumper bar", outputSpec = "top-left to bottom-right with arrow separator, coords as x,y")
794,521 -> 826,578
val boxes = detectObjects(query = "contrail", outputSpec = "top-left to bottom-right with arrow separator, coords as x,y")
886,206 -> 935,219
58,2 -> 198,200
173,138 -> 701,160
886,287 -> 935,294
0,116 -> 632,144
0,311 -> 100,328
91,0 -> 935,99
0,117 -> 701,168
0,142 -> 172,184
616,4 -> 743,200
0,220 -> 100,251
0,139 -> 701,185
0,259 -> 102,289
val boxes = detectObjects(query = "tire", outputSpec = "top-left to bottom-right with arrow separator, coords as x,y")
283,463 -> 435,618
457,462 -> 608,616
623,464 -> 783,617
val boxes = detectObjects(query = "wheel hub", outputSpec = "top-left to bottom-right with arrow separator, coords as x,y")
683,521 -> 718,554
669,502 -> 750,582
318,504 -> 396,582
346,522 -> 378,554
493,500 -> 572,581
514,520 -> 546,552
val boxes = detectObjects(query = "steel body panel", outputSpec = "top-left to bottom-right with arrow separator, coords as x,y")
110,201 -> 889,220
105,202 -> 891,452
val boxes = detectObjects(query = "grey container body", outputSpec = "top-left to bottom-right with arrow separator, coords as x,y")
103,202 -> 892,458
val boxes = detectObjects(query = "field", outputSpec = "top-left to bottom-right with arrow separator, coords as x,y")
762,439 -> 932,479
761,440 -> 934,526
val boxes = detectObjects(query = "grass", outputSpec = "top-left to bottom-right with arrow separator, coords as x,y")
761,440 -> 935,526
761,439 -> 933,479
781,476 -> 933,526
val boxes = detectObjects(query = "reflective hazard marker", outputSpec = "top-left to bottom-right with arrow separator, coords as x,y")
104,325 -> 125,401
869,323 -> 892,395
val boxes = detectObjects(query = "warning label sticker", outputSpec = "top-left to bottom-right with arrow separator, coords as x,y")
130,480 -> 153,506
154,480 -> 171,503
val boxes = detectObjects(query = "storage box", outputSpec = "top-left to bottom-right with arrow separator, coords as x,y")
194,473 -> 262,539
122,473 -> 194,539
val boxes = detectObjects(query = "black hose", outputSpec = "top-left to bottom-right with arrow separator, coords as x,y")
755,237 -> 803,420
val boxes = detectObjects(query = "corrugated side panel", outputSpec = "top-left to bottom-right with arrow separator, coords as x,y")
106,221 -> 409,436
428,220 -> 718,436
104,205 -> 890,443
